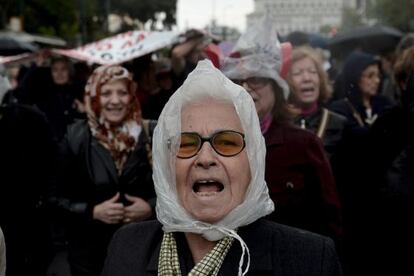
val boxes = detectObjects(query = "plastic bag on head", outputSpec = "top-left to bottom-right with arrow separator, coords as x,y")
221,12 -> 290,99
153,59 -> 274,241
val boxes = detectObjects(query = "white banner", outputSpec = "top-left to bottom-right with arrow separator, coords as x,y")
0,53 -> 36,64
53,31 -> 179,65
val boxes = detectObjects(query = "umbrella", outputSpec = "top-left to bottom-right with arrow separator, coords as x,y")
283,31 -> 329,49
329,25 -> 403,58
0,33 -> 39,56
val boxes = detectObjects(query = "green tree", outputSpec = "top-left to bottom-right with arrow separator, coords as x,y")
374,0 -> 414,32
111,0 -> 177,30
1,0 -> 177,46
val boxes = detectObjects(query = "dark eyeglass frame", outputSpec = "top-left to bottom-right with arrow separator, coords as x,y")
232,77 -> 270,90
177,130 -> 246,159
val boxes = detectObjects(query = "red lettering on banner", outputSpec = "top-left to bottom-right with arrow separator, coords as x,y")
121,40 -> 133,49
136,33 -> 146,42
95,42 -> 112,51
121,33 -> 147,49
118,31 -> 134,39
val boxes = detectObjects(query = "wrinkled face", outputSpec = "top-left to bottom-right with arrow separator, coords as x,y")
359,64 -> 381,97
176,100 -> 251,223
51,60 -> 70,85
289,57 -> 320,107
99,79 -> 131,125
240,78 -> 275,121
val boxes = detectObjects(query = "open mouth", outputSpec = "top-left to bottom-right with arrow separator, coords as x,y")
300,87 -> 315,94
193,180 -> 224,196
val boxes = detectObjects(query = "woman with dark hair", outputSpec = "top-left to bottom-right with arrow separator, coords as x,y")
222,16 -> 342,243
359,46 -> 414,275
48,65 -> 156,276
287,46 -> 347,157
330,51 -> 393,136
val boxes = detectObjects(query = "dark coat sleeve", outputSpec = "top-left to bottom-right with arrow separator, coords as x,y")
101,221 -> 163,276
305,134 -> 343,239
47,121 -> 94,219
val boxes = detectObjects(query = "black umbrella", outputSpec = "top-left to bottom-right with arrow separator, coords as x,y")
329,25 -> 403,58
0,33 -> 39,56
284,31 -> 329,49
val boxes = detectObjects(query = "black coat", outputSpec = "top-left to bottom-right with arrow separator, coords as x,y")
294,107 -> 347,157
0,103 -> 56,276
102,219 -> 342,276
48,120 -> 156,276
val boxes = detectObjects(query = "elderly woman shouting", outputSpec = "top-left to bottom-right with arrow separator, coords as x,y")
48,65 -> 156,276
101,60 -> 342,276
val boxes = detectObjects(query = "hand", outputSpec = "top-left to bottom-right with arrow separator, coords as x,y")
123,194 -> 152,224
73,99 -> 85,113
93,193 -> 125,224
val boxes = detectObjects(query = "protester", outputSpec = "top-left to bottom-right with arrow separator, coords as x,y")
142,58 -> 178,120
171,29 -> 210,82
361,46 -> 414,275
0,227 -> 5,276
327,51 -> 393,275
101,59 -> 342,276
0,65 -> 55,276
287,46 -> 347,157
48,65 -> 156,276
222,15 -> 342,243
330,51 -> 393,136
36,56 -> 85,142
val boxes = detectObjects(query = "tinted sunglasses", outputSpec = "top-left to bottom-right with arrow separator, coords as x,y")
232,77 -> 270,90
177,130 -> 246,159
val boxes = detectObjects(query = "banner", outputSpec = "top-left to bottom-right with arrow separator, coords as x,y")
0,53 -> 36,65
53,31 -> 179,65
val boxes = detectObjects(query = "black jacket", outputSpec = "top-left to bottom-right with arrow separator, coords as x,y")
102,219 -> 342,276
0,103 -> 55,276
294,107 -> 347,157
48,120 -> 156,275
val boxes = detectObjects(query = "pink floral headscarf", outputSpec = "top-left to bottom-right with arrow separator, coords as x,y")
84,65 -> 142,174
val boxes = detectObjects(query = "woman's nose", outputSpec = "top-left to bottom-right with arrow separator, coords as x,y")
109,94 -> 121,104
195,142 -> 217,168
302,71 -> 312,81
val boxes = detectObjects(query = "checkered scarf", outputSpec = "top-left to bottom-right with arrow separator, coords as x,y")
158,232 -> 234,276
84,65 -> 142,175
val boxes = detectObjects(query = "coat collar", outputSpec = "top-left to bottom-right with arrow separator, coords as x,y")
144,220 -> 279,274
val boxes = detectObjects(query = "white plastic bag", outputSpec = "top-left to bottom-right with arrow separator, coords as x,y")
152,60 -> 274,241
221,13 -> 290,99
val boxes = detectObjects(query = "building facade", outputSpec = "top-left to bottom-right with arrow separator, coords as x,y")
246,0 -> 369,35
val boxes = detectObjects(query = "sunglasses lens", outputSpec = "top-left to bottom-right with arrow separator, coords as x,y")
213,131 -> 245,156
178,133 -> 200,158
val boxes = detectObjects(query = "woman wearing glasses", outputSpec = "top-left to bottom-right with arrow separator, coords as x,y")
48,65 -> 156,276
102,59 -> 342,276
222,17 -> 342,243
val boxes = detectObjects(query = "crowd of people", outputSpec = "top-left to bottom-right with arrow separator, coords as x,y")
1,14 -> 414,276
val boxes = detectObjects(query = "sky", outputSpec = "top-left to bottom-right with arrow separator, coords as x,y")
176,0 -> 254,32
